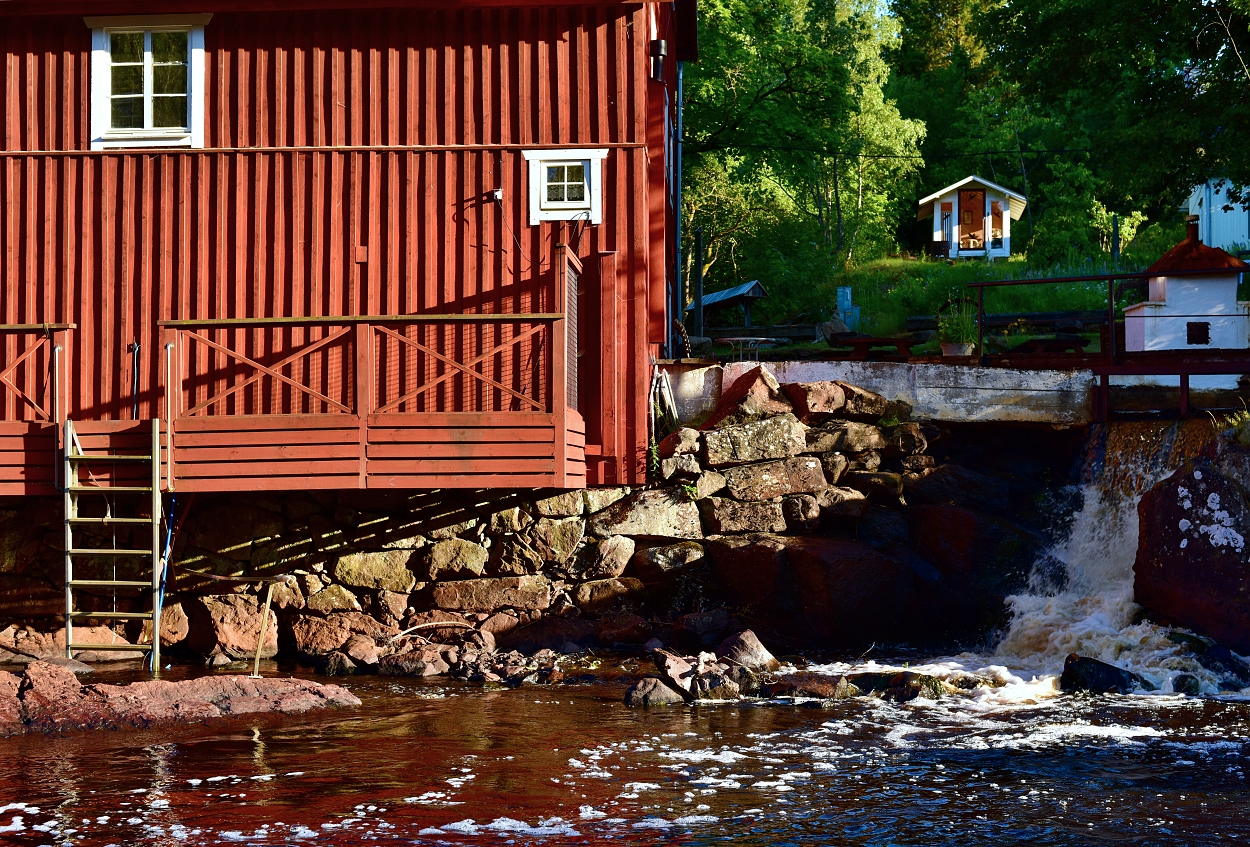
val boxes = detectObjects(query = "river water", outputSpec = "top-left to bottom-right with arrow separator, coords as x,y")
1,424 -> 1248,845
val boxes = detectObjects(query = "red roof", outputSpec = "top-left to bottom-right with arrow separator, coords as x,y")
1147,222 -> 1247,274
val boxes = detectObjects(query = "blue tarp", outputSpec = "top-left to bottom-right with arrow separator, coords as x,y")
685,280 -> 768,311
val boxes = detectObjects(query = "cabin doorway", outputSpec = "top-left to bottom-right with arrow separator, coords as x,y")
959,189 -> 985,251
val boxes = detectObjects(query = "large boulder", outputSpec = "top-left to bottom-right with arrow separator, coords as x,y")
290,611 -> 396,657
908,504 -> 1039,635
631,541 -> 706,582
335,549 -> 419,593
532,517 -> 585,563
431,575 -> 553,612
1134,461 -> 1250,653
702,414 -> 807,468
573,577 -> 646,612
780,381 -> 846,423
588,489 -> 702,539
305,584 -> 362,614
1059,654 -> 1155,694
785,537 -> 917,645
834,382 -> 888,422
658,427 -> 701,459
705,534 -> 795,623
716,629 -> 780,672
720,457 -> 827,501
497,617 -> 598,654
698,498 -> 786,534
806,422 -> 886,454
420,538 -> 489,580
534,491 -> 586,518
184,594 -> 279,660
841,471 -> 904,504
623,677 -> 686,707
814,486 -> 869,518
703,365 -> 794,428
904,463 -> 1010,513
581,535 -> 635,579
883,423 -> 927,456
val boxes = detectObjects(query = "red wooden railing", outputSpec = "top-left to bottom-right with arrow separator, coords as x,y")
160,309 -> 580,490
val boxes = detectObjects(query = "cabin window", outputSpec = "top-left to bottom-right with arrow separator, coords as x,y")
1187,321 -> 1211,345
86,15 -> 211,150
522,148 -> 609,225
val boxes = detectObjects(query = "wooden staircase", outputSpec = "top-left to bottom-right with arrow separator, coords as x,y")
63,420 -> 163,666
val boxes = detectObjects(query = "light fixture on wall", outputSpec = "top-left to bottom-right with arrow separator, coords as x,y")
650,39 -> 667,82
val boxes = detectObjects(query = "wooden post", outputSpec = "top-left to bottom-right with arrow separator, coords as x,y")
1179,372 -> 1190,418
599,251 -> 620,483
355,322 -> 373,488
552,246 -> 569,488
1107,278 -> 1117,366
976,287 -> 985,364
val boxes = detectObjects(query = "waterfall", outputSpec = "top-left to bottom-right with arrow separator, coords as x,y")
992,420 -> 1226,686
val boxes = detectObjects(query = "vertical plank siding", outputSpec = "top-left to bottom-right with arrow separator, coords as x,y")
0,5 -> 668,490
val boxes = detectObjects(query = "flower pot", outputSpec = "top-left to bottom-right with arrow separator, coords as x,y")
940,342 -> 975,357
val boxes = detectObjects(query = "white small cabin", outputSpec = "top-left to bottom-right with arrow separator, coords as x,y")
917,176 -> 1027,259
1187,179 -> 1250,253
1121,220 -> 1249,390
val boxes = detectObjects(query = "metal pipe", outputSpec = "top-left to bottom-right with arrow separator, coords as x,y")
128,341 -> 141,420
673,60 -> 684,358
63,419 -> 73,660
52,343 -> 61,490
165,342 -> 175,492
693,227 -> 704,338
150,417 -> 162,674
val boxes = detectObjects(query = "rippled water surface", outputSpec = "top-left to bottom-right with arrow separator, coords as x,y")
0,665 -> 1248,846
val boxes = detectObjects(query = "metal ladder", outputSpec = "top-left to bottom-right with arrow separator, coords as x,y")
63,419 -> 163,667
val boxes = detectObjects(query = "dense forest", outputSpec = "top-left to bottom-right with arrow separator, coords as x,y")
682,0 -> 1250,331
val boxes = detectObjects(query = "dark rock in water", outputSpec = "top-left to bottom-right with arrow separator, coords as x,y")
908,504 -> 1039,636
674,608 -> 730,647
655,650 -> 696,693
722,665 -> 761,695
497,617 -> 598,655
1135,461 -> 1250,654
847,670 -> 949,701
904,463 -> 1010,513
716,630 -> 780,673
624,677 -> 686,707
1173,674 -> 1202,695
321,651 -> 358,676
1059,654 -> 1156,694
378,647 -> 451,677
689,670 -> 740,700
4,660 -> 359,736
1166,632 -> 1250,685
762,672 -> 857,699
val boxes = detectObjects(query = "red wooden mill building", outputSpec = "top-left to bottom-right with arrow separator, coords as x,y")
0,0 -> 694,499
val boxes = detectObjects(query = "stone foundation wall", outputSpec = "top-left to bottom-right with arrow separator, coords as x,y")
0,364 -> 1076,668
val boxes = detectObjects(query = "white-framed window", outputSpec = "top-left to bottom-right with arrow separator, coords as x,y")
522,148 -> 608,225
85,14 -> 212,150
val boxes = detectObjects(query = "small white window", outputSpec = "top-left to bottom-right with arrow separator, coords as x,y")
522,148 -> 608,225
86,15 -> 211,150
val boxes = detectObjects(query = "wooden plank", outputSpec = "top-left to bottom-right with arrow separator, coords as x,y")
368,411 -> 554,428
368,427 -> 554,444
174,414 -> 361,432
175,459 -> 363,476
0,466 -> 55,480
174,444 -> 363,463
367,457 -> 554,474
367,441 -> 554,459
159,313 -> 562,327
174,475 -> 362,492
367,473 -> 561,488
176,428 -> 359,447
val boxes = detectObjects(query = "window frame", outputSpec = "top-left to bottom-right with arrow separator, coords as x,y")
86,14 -> 212,150
522,148 -> 608,225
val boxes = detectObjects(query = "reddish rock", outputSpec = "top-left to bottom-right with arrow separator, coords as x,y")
780,381 -> 846,423
698,498 -> 786,534
19,661 -> 115,731
402,610 -> 474,642
807,422 -> 886,454
631,541 -> 706,581
675,608 -> 730,646
841,471 -> 903,504
0,670 -> 20,733
588,489 -> 703,539
574,577 -> 646,612
598,612 -> 653,644
761,672 -> 855,699
479,611 -> 522,638
497,617 -> 599,654
705,534 -> 792,617
379,646 -> 452,677
834,381 -> 889,422
721,457 -> 827,501
785,537 -> 917,644
716,629 -> 780,672
290,611 -> 397,656
702,414 -> 807,468
658,427 -> 701,459
703,365 -> 794,428
432,575 -> 553,612
814,486 -> 869,518
883,423 -> 927,456
1134,461 -> 1250,653
816,451 -> 849,484
185,594 -> 279,660
782,494 -> 821,531
582,535 -> 635,579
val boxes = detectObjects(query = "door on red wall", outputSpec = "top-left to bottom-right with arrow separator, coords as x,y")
958,190 -> 985,250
